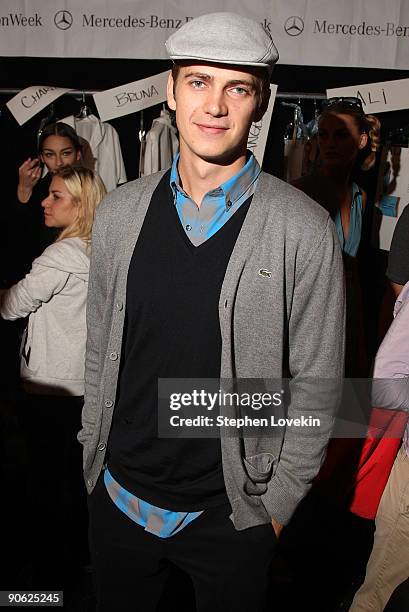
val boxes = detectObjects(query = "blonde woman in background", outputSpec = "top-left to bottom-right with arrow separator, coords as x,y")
1,166 -> 106,594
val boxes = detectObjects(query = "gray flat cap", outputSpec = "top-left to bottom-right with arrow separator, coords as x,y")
166,12 -> 279,75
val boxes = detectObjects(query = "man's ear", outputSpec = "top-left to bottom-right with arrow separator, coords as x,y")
167,73 -> 176,111
254,87 -> 270,123
359,133 -> 368,149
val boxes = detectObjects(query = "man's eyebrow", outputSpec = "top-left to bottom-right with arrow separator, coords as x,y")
183,72 -> 256,89
183,71 -> 212,80
226,79 -> 256,89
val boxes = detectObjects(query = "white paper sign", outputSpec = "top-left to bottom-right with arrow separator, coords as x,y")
93,71 -> 169,122
327,78 -> 409,114
6,85 -> 72,125
247,84 -> 277,166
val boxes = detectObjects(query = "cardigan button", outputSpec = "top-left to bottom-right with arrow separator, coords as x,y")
97,443 -> 106,452
87,479 -> 94,487
109,351 -> 118,361
104,399 -> 113,408
116,302 -> 123,311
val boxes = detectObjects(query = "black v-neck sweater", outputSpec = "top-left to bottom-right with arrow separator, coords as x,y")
107,172 -> 251,511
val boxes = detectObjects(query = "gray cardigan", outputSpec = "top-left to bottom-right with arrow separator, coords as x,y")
79,170 -> 345,528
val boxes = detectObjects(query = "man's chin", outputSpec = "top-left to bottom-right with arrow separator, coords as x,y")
196,148 -> 245,167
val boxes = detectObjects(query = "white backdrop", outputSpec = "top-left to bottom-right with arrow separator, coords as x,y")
1,0 -> 409,69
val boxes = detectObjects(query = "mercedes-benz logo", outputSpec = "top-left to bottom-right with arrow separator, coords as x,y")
54,10 -> 73,30
284,16 -> 304,37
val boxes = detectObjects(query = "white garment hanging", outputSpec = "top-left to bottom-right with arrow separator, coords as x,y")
141,109 -> 179,176
283,139 -> 306,183
61,115 -> 127,192
282,102 -> 307,183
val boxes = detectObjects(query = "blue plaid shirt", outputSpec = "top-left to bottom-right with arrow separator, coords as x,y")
104,469 -> 202,538
105,151 -> 261,537
170,151 -> 261,246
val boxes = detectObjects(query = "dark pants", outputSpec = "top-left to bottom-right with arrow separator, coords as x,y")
88,474 -> 276,612
21,393 -> 88,590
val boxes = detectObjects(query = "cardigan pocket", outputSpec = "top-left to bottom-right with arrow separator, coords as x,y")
243,452 -> 276,495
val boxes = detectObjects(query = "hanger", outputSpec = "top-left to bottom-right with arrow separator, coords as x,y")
138,110 -> 146,178
313,98 -> 319,121
303,98 -> 319,139
139,110 -> 145,143
76,92 -> 91,119
282,101 -> 307,141
160,102 -> 172,120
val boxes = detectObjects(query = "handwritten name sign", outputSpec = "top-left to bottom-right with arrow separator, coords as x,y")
94,71 -> 169,121
247,85 -> 277,165
327,78 -> 409,114
7,85 -> 72,125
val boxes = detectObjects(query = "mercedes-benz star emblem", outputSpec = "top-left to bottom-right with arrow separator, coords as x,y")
284,16 -> 304,37
54,10 -> 73,30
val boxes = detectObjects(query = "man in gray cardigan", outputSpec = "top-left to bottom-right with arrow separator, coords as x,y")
79,12 -> 345,612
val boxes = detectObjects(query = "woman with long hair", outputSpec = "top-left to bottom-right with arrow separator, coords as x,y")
18,122 -> 83,204
12,122 -> 83,279
285,100 -> 382,610
1,166 -> 106,592
294,97 -> 381,376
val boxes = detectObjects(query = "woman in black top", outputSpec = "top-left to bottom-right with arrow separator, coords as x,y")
13,122 -> 82,278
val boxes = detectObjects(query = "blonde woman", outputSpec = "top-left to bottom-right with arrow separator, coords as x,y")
1,166 -> 106,592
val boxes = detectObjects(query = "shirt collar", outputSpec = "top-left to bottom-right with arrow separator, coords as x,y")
170,151 -> 261,210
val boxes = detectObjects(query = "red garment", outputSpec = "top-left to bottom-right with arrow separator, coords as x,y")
314,409 -> 407,519
349,408 -> 408,519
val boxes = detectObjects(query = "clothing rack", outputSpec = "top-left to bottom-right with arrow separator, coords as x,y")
0,87 -> 327,100
277,92 -> 326,100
